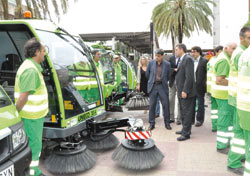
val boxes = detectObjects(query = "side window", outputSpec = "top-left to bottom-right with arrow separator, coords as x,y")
9,31 -> 31,60
120,59 -> 127,83
0,30 -> 31,101
0,32 -> 19,73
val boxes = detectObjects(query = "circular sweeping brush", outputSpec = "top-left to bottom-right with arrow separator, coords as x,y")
112,138 -> 164,170
125,92 -> 150,111
44,143 -> 96,175
83,132 -> 119,151
112,119 -> 164,170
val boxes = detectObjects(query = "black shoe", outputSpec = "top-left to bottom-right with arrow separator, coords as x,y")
176,131 -> 182,135
227,167 -> 244,175
176,121 -> 181,125
217,148 -> 229,154
165,124 -> 172,130
149,124 -> 155,130
169,119 -> 175,123
195,121 -> 203,127
212,129 -> 217,132
177,135 -> 190,141
155,114 -> 159,118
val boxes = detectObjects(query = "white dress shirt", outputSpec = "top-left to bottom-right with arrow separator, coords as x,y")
193,56 -> 200,81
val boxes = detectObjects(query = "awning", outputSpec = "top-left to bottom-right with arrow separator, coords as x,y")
80,32 -> 159,54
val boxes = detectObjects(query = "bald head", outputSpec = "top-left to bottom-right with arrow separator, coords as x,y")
224,42 -> 237,57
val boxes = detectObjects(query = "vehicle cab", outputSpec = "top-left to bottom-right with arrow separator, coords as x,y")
0,19 -> 105,142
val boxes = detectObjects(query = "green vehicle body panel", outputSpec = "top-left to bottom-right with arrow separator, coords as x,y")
0,86 -> 20,130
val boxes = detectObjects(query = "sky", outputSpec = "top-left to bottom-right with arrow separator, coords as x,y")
60,0 -> 163,33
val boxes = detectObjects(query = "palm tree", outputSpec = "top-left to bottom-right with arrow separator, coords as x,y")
152,0 -> 215,53
2,0 -> 71,21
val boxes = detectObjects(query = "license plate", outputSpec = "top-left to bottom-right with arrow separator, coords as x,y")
0,165 -> 14,176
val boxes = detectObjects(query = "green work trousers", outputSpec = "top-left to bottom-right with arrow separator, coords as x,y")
211,96 -> 218,131
22,117 -> 44,176
243,130 -> 250,176
227,106 -> 245,168
216,99 -> 233,149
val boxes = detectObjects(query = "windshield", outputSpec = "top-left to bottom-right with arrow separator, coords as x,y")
37,30 -> 103,118
99,51 -> 114,84
0,87 -> 11,108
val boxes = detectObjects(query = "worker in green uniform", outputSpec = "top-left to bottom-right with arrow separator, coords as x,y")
15,38 -> 48,176
211,42 -> 237,153
207,46 -> 223,132
227,27 -> 250,175
237,45 -> 250,176
112,54 -> 123,105
113,54 -> 122,89
92,50 -> 104,84
70,60 -> 94,102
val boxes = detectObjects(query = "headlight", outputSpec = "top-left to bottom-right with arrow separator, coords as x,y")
12,128 -> 26,150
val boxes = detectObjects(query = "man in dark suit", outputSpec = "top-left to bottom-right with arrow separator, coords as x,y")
146,49 -> 172,130
175,44 -> 196,141
191,46 -> 208,127
169,55 -> 181,125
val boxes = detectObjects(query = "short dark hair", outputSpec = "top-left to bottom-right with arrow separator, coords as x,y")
24,37 -> 42,58
214,45 -> 223,54
155,49 -> 164,55
92,50 -> 100,56
176,43 -> 187,53
191,46 -> 202,55
239,26 -> 250,37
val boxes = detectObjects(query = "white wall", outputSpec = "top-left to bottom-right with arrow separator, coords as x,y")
217,0 -> 249,46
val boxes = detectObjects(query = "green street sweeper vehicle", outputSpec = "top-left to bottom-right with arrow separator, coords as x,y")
0,19 -> 163,175
88,45 -> 138,111
0,85 -> 31,176
0,19 -> 107,174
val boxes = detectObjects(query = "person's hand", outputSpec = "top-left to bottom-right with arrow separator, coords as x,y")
174,68 -> 178,72
181,91 -> 187,99
137,85 -> 140,91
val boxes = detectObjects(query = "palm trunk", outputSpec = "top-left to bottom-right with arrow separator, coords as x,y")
1,0 -> 9,19
170,28 -> 175,55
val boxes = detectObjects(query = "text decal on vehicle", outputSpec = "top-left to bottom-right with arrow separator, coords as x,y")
0,165 -> 14,176
78,109 -> 97,122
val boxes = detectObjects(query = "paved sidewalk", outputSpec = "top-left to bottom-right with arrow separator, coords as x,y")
41,97 -> 239,176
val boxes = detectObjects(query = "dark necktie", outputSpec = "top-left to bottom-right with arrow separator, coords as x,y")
176,58 -> 180,68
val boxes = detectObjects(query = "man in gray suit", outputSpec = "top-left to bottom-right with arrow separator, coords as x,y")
146,49 -> 172,130
175,44 -> 196,141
